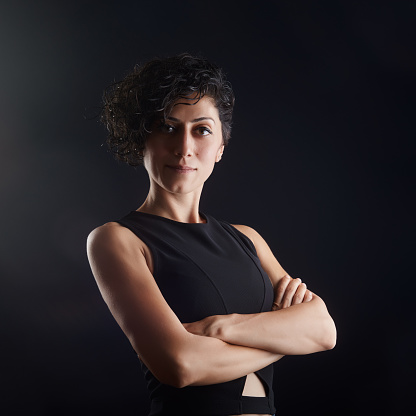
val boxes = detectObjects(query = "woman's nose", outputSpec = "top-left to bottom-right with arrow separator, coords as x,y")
174,129 -> 193,157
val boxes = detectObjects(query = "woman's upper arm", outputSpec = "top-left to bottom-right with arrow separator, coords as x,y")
86,222 -> 191,386
231,224 -> 288,288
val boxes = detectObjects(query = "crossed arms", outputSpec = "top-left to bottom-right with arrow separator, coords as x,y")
184,225 -> 336,355
87,222 -> 336,388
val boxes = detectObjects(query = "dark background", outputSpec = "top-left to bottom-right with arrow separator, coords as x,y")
1,1 -> 414,415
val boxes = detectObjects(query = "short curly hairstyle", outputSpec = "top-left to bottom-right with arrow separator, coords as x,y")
101,53 -> 235,166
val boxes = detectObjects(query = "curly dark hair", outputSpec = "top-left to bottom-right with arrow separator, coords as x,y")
101,53 -> 235,166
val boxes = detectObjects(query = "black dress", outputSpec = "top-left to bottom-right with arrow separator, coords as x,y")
116,211 -> 276,416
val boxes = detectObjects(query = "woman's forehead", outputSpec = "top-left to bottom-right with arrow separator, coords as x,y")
169,95 -> 219,121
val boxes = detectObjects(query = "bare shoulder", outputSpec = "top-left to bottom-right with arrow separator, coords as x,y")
88,221 -> 132,243
231,224 -> 262,245
231,224 -> 273,257
231,224 -> 287,287
88,222 -> 141,251
86,221 -> 148,269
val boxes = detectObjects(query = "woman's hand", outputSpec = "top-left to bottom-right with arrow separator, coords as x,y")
272,275 -> 313,311
183,314 -> 231,339
184,275 -> 315,338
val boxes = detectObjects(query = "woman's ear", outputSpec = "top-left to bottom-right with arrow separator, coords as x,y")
216,145 -> 224,162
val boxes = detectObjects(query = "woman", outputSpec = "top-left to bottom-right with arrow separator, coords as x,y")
87,53 -> 336,416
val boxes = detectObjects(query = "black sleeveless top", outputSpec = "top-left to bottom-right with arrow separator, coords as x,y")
116,211 -> 276,416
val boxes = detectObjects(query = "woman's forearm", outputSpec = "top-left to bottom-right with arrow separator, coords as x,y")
186,295 -> 336,356
223,295 -> 336,355
151,331 -> 283,387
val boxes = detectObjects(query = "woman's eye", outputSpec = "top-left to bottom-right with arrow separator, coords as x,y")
197,127 -> 212,136
159,123 -> 175,133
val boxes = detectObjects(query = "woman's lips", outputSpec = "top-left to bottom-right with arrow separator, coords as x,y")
166,165 -> 197,173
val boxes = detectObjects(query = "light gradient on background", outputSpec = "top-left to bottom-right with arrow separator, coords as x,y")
1,2 -> 414,415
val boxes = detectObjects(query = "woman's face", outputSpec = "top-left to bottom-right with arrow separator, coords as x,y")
142,94 -> 224,196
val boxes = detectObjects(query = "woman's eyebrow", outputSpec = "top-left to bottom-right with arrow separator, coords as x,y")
166,116 -> 216,124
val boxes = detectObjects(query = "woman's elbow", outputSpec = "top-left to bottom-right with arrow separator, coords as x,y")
319,316 -> 337,351
159,367 -> 190,388
166,350 -> 211,388
152,353 -> 194,388
313,296 -> 337,351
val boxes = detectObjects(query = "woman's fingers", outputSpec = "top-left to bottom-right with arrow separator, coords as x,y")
292,282 -> 307,305
273,275 -> 292,309
304,289 -> 313,302
273,275 -> 313,310
281,277 -> 302,309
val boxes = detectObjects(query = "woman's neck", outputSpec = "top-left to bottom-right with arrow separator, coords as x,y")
137,184 -> 205,224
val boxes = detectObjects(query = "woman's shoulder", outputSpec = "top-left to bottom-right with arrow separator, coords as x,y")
227,224 -> 266,252
87,221 -> 145,258
230,224 -> 261,242
230,224 -> 287,285
217,222 -> 262,257
88,221 -> 131,242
